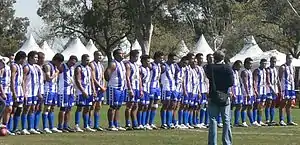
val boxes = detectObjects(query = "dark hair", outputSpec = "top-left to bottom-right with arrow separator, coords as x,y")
130,50 -> 140,57
81,54 -> 90,61
168,53 -> 176,59
38,52 -> 45,59
141,55 -> 150,62
213,51 -> 225,63
260,59 -> 267,63
244,57 -> 253,65
286,53 -> 293,59
195,53 -> 203,58
113,49 -> 122,57
232,60 -> 242,68
153,51 -> 164,59
4,52 -> 14,58
93,51 -> 102,56
52,53 -> 64,62
186,53 -> 194,59
27,51 -> 38,60
180,56 -> 189,62
270,56 -> 276,61
206,54 -> 213,58
69,55 -> 78,62
15,51 -> 26,61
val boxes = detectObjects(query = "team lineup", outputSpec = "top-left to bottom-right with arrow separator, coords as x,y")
0,48 -> 297,136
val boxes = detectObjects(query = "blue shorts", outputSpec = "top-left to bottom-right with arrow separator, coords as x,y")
182,93 -> 189,105
282,90 -> 296,100
199,93 -> 208,105
140,91 -> 150,105
44,92 -> 58,105
25,96 -> 38,106
243,96 -> 255,105
58,94 -> 75,107
4,93 -> 13,107
173,91 -> 182,102
149,88 -> 161,100
232,95 -> 243,105
266,93 -> 277,100
94,90 -> 104,102
161,90 -> 173,101
188,93 -> 198,106
106,87 -> 125,106
15,96 -> 24,104
125,89 -> 140,103
76,94 -> 93,106
256,95 -> 267,102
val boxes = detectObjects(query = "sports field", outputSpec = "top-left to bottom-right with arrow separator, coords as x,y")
1,105 -> 300,145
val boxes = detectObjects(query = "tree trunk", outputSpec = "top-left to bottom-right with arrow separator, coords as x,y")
105,49 -> 113,65
138,23 -> 153,55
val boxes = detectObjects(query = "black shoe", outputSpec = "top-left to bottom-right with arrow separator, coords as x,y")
61,128 -> 69,133
66,127 -> 76,132
161,125 -> 168,129
125,126 -> 133,131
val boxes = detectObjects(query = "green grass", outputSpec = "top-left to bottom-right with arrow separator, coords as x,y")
2,105 -> 300,145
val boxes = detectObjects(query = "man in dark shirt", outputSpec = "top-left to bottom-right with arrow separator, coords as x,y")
206,51 -> 234,145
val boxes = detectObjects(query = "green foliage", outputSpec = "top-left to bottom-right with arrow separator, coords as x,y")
0,0 -> 29,54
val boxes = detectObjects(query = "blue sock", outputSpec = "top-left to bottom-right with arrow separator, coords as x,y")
195,111 -> 199,124
160,109 -> 166,125
216,114 -> 221,124
172,113 -> 177,125
126,119 -> 131,127
265,107 -> 270,121
48,112 -> 54,129
287,113 -> 292,123
178,110 -> 183,125
83,113 -> 89,128
109,121 -> 113,128
188,112 -> 193,125
88,114 -> 92,127
253,109 -> 257,122
34,111 -> 41,129
247,110 -> 253,124
42,113 -> 48,129
137,112 -> 142,125
114,120 -> 119,127
280,111 -> 284,121
234,109 -> 240,125
167,110 -> 173,126
183,110 -> 188,125
145,110 -> 150,124
200,109 -> 205,124
21,113 -> 27,130
205,110 -> 209,125
241,111 -> 246,123
8,116 -> 13,131
193,111 -> 197,125
58,123 -> 63,129
257,111 -> 262,123
132,119 -> 138,127
94,112 -> 99,128
270,107 -> 275,122
142,111 -> 147,126
149,110 -> 156,125
63,122 -> 68,129
27,113 -> 34,130
75,111 -> 81,125
13,115 -> 20,131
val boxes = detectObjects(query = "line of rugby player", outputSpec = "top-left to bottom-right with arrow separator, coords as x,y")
0,48 -> 297,136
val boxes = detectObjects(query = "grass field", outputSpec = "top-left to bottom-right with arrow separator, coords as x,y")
1,105 -> 300,145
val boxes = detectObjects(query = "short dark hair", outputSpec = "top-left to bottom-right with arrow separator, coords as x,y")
260,59 -> 267,63
195,53 -> 203,58
153,51 -> 164,59
286,53 -> 293,59
270,56 -> 276,61
168,53 -> 176,59
38,52 -> 45,59
186,53 -> 194,59
15,51 -> 26,61
206,54 -> 213,58
233,60 -> 242,68
244,57 -> 253,65
94,51 -> 102,56
141,55 -> 150,62
180,56 -> 189,62
69,55 -> 78,62
27,51 -> 38,60
113,49 -> 122,57
4,52 -> 14,58
130,50 -> 140,57
213,51 -> 225,62
81,54 -> 89,61
52,53 -> 64,62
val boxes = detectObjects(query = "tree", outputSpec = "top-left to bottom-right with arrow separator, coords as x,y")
0,0 -> 29,54
37,0 -> 133,62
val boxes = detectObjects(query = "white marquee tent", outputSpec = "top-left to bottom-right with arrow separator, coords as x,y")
174,40 -> 189,58
40,41 -> 56,61
230,36 -> 264,63
16,34 -> 42,54
191,34 -> 214,61
86,39 -> 98,54
62,38 -> 91,61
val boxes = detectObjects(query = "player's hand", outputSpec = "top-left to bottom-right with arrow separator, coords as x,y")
183,90 -> 188,97
12,93 -> 17,102
129,90 -> 134,98
38,94 -> 43,100
140,91 -> 144,98
93,91 -> 97,97
255,91 -> 259,97
246,95 -> 250,102
100,87 -> 106,93
83,91 -> 89,98
1,93 -> 7,100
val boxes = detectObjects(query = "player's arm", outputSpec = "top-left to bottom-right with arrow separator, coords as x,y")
58,64 -> 64,73
278,65 -> 285,95
0,68 -> 6,99
23,65 -> 30,98
10,64 -> 17,99
104,62 -> 116,81
43,64 -> 57,81
74,66 -> 87,96
182,69 -> 188,97
139,68 -> 143,97
253,69 -> 259,96
241,71 -> 249,96
90,67 -> 96,97
90,63 -> 101,89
